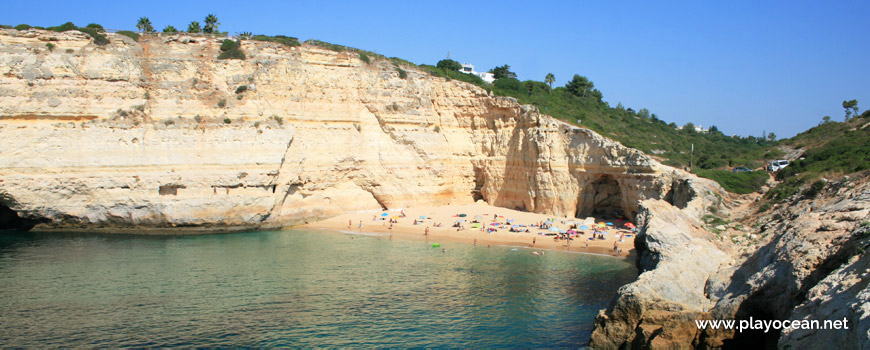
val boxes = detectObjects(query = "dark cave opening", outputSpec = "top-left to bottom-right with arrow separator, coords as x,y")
577,175 -> 625,218
0,203 -> 38,231
472,166 -> 487,202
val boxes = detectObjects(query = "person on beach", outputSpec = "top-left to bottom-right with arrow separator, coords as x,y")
348,220 -> 352,228
424,227 -> 430,236
358,220 -> 362,229
533,237 -> 536,246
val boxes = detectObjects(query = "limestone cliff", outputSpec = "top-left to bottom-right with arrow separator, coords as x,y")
13,28 -> 868,348
0,28 -> 699,230
590,172 -> 870,348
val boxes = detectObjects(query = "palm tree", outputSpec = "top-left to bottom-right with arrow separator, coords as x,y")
163,25 -> 178,33
136,17 -> 154,33
187,21 -> 202,33
545,73 -> 555,89
203,14 -> 220,34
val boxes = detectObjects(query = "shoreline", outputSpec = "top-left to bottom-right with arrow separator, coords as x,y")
301,202 -> 637,261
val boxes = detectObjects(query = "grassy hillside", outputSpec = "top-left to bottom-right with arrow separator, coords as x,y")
762,114 -> 870,206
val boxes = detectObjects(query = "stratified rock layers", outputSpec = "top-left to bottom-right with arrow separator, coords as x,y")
0,29 -> 690,229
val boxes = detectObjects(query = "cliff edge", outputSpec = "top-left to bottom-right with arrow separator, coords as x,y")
0,29 -> 697,231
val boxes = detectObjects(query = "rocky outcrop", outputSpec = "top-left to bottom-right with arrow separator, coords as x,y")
589,183 -> 731,348
590,173 -> 870,348
704,176 -> 870,349
0,29 -> 694,230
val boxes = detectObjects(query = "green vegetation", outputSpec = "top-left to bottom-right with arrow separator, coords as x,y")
45,43 -> 54,51
304,39 -> 385,61
220,39 -> 238,52
702,214 -> 729,227
76,26 -> 109,45
692,170 -> 769,194
396,67 -> 408,79
250,35 -> 300,48
489,64 -> 516,79
843,99 -> 859,121
218,39 -> 245,60
203,14 -> 220,34
271,115 -> 283,125
187,21 -> 202,33
803,179 -> 826,198
18,21 -> 110,45
436,59 -> 462,71
46,22 -> 77,32
136,17 -> 155,33
235,85 -> 247,94
217,98 -> 227,108
359,52 -> 370,64
223,117 -> 232,124
85,23 -> 104,31
545,73 -> 555,88
117,30 -> 139,41
779,116 -> 870,178
484,72 -> 775,171
419,63 -> 488,89
163,25 -> 178,33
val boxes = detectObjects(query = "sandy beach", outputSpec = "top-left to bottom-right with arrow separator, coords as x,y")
302,201 -> 636,259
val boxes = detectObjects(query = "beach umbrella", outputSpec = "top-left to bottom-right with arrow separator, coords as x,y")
512,224 -> 520,228
474,215 -> 483,221
580,225 -> 589,230
606,222 -> 614,226
381,213 -> 389,217
392,216 -> 401,219
507,218 -> 514,223
458,214 -> 467,217
455,219 -> 466,223
597,223 -> 606,228
624,222 -> 636,229
419,216 -> 427,219
548,226 -> 560,232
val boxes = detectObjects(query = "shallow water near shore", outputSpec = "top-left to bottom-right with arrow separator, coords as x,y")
0,229 -> 636,347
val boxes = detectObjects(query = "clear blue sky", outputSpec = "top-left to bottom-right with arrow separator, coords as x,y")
4,0 -> 869,138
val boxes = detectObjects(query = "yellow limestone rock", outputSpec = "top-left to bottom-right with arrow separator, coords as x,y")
0,29 -> 707,230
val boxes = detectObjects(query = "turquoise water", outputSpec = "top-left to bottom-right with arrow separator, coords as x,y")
0,229 -> 636,347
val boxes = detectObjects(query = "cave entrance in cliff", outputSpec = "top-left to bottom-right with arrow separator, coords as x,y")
471,166 -> 486,203
0,202 -> 38,231
577,175 -> 624,219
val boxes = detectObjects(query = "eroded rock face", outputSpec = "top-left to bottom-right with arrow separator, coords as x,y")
589,192 -> 730,348
591,175 -> 870,348
705,177 -> 870,349
0,29 -> 692,230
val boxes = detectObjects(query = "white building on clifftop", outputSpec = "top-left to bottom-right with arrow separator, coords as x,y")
459,63 -> 496,84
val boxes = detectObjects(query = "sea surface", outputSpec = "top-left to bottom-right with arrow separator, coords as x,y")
0,229 -> 636,347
